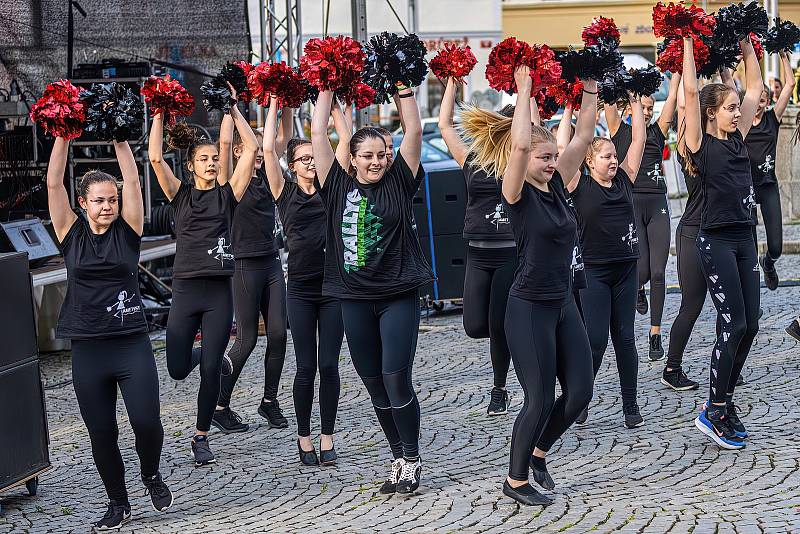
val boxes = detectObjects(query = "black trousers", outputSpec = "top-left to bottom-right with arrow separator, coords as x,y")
72,333 -> 163,504
634,193 -> 671,328
167,276 -> 233,432
696,227 -> 760,404
287,278 -> 344,437
341,291 -> 421,460
755,182 -> 783,264
219,255 -> 288,407
579,261 -> 639,406
505,296 -> 593,481
462,245 -> 517,388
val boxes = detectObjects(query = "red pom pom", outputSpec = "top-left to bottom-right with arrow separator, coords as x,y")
337,82 -> 376,110
486,37 -> 533,94
547,78 -> 584,110
582,17 -> 621,47
429,44 -> 478,81
749,33 -> 764,60
653,2 -> 715,39
300,36 -> 365,92
527,44 -> 563,93
534,88 -> 560,120
656,36 -> 709,74
141,75 -> 195,124
233,61 -> 254,102
29,79 -> 85,140
248,61 -> 305,108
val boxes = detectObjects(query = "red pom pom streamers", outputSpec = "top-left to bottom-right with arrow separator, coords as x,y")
337,82 -> 376,110
29,79 -> 85,140
546,79 -> 584,110
486,38 -> 561,95
429,44 -> 478,81
656,36 -> 709,74
653,2 -> 716,39
582,17 -> 621,47
141,75 -> 195,124
300,36 -> 365,92
248,61 -> 306,108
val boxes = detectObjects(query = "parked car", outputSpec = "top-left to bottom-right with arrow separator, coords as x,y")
393,118 -> 440,136
392,135 -> 454,164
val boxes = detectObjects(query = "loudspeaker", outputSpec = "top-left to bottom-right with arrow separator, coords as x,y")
413,167 -> 467,238
418,233 -> 467,301
0,219 -> 60,267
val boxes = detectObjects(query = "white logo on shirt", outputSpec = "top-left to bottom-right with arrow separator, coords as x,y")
661,208 -> 667,214
208,236 -> 234,266
105,290 -> 141,325
621,223 -> 639,251
743,186 -> 757,214
571,246 -> 584,274
484,203 -> 510,229
758,155 -> 774,175
647,163 -> 664,184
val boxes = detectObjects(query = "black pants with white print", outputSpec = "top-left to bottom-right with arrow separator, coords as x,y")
696,227 -> 760,404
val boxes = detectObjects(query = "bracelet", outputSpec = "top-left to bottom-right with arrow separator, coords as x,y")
582,89 -> 598,95
398,91 -> 415,99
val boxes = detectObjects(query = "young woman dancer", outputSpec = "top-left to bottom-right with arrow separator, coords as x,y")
439,76 -> 517,415
265,99 -> 346,465
49,137 -> 172,530
461,66 -> 595,506
149,88 -> 258,465
312,85 -> 432,494
570,91 -> 647,429
607,74 -> 680,361
746,51 -> 795,291
682,36 -> 762,450
212,107 -> 290,434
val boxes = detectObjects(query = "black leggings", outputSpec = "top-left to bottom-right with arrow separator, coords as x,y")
696,227 -> 760,404
341,291 -> 421,460
505,296 -> 593,481
755,183 -> 783,264
666,224 -> 707,369
72,333 -> 163,503
580,261 -> 639,406
167,276 -> 233,432
462,245 -> 517,388
219,255 -> 288,407
634,193 -> 671,328
287,279 -> 344,437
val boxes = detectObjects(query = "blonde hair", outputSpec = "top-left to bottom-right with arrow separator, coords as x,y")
585,137 -> 614,166
458,104 -> 555,179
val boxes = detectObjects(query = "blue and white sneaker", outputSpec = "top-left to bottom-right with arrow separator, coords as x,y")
695,409 -> 745,450
726,403 -> 748,439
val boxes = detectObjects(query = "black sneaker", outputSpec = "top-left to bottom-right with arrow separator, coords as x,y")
786,319 -> 800,342
379,458 -> 404,494
142,472 -> 173,512
191,435 -> 216,466
695,407 -> 745,450
648,334 -> 665,361
502,480 -> 553,507
258,399 -> 289,429
726,403 -> 748,439
396,457 -> 422,494
221,354 -> 234,376
661,367 -> 700,391
93,501 -> 131,531
636,288 -> 648,315
759,254 -> 779,291
529,456 -> 555,490
487,387 -> 508,416
575,406 -> 588,425
623,403 -> 644,428
211,407 -> 249,434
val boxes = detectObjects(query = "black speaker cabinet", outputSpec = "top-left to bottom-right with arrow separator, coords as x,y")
418,233 -> 467,301
413,166 -> 467,238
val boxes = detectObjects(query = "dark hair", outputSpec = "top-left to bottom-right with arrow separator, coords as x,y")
349,127 -> 387,157
165,122 -> 217,161
373,126 -> 392,138
233,128 -> 263,151
78,170 -> 118,199
287,138 -> 312,163
498,105 -> 515,118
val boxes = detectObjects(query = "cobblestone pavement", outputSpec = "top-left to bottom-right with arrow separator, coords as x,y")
2,262 -> 800,533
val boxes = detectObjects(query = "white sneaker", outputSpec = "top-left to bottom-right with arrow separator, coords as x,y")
379,458 -> 404,494
396,457 -> 421,494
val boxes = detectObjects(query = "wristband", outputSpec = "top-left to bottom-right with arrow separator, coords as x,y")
582,89 -> 598,95
398,91 -> 415,99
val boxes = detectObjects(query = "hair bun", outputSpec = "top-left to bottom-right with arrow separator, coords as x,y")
165,121 -> 201,151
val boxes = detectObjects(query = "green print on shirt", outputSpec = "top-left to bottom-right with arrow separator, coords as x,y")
341,189 -> 383,272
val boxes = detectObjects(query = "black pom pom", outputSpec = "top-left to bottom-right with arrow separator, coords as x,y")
764,18 -> 800,54
81,82 -> 144,142
599,69 -> 632,105
715,2 -> 769,44
626,66 -> 663,97
697,35 -> 741,78
220,62 -> 249,99
362,32 -> 429,104
558,42 -> 623,82
201,76 -> 235,113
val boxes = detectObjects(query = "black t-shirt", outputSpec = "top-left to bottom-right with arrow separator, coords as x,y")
57,216 -> 148,340
745,109 -> 779,187
503,172 -> 576,303
317,153 -> 434,300
572,169 -> 639,264
171,181 -> 238,278
276,180 -> 326,282
463,161 -> 514,240
611,122 -> 667,194
677,152 -> 702,227
691,131 -> 756,230
565,190 -> 587,290
231,171 -> 278,258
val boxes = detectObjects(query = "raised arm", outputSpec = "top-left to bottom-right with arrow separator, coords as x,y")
148,113 -> 182,201
561,79 -> 598,193
676,78 -> 688,158
530,93 -> 541,127
657,72 -> 681,135
343,103 -> 354,136
605,101 -> 624,137
311,90 -> 336,188
115,140 -> 144,235
397,87 -> 423,175
331,101 -> 352,169
227,104 -> 258,200
218,113 -> 235,183
276,106 -> 294,157
738,38 -> 764,138
682,36 -> 703,154
263,97 -> 286,200
620,95 -> 645,181
438,77 -> 469,166
47,137 -> 77,241
556,104 -> 574,154
501,66 -> 533,204
774,52 -> 796,121
393,93 -> 407,134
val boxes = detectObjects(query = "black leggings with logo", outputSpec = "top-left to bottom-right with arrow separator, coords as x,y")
634,193 -> 671,328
